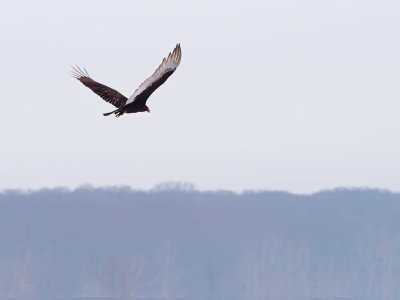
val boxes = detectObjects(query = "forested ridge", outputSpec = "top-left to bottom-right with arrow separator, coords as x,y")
1,185 -> 399,298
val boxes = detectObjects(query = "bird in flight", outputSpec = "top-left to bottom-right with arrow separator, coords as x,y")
72,44 -> 182,117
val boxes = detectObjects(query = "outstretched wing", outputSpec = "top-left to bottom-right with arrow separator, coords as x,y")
126,44 -> 182,106
72,66 -> 128,108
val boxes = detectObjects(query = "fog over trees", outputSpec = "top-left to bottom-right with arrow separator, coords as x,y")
1,184 -> 400,299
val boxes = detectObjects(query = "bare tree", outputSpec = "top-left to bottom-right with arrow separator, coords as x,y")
158,240 -> 184,298
92,254 -> 145,299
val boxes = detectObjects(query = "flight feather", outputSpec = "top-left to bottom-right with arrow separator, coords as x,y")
126,44 -> 182,105
71,66 -> 127,108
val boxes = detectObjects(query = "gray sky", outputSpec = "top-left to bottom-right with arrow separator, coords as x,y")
1,0 -> 399,193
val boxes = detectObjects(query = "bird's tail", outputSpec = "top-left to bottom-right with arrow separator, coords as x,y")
103,107 -> 121,116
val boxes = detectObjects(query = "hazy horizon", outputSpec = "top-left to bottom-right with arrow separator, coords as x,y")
1,181 -> 398,196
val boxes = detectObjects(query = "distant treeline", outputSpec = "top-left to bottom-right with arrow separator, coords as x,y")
1,185 -> 400,299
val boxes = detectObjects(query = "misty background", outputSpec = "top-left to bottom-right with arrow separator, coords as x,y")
1,186 -> 400,298
1,0 -> 400,299
1,0 -> 399,193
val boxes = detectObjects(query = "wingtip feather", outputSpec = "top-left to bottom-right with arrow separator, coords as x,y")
71,65 -> 91,79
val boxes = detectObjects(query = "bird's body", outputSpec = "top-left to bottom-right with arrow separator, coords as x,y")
72,44 -> 182,117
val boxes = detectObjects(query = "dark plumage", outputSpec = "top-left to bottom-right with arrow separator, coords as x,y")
72,44 -> 182,117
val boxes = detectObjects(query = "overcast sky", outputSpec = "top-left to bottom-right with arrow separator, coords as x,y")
0,0 -> 399,193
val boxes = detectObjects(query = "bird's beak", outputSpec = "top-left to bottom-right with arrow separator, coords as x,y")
147,108 -> 151,113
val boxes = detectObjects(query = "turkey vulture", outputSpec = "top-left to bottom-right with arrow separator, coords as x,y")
72,44 -> 182,117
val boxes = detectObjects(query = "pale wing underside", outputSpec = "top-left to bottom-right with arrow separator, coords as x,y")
126,44 -> 182,105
